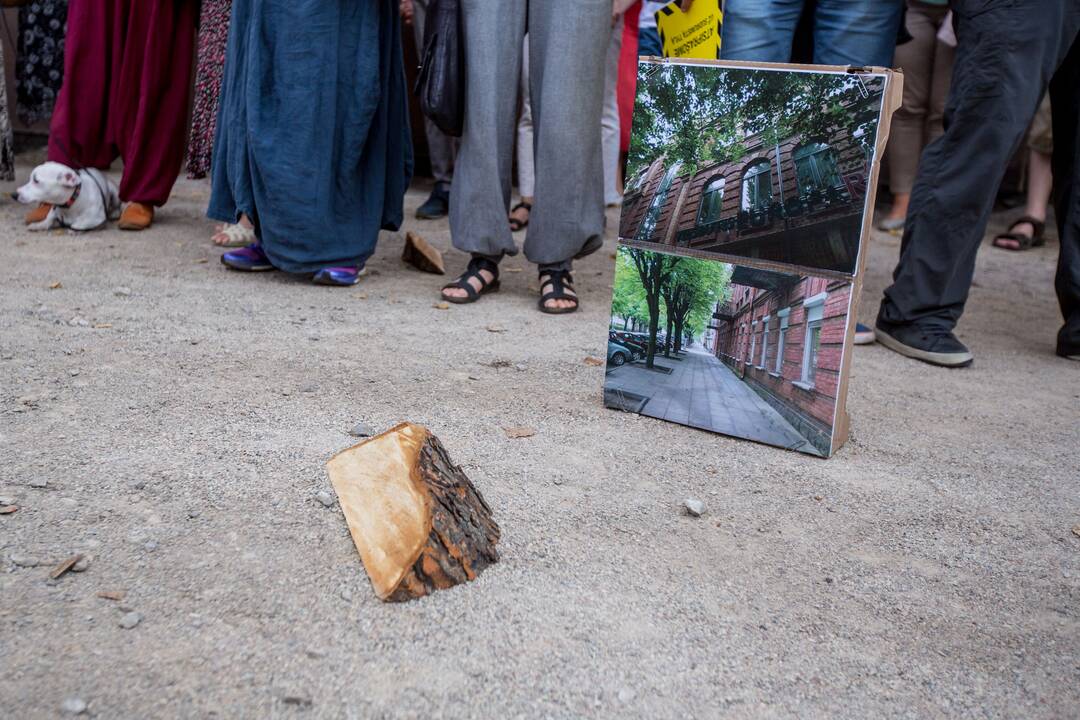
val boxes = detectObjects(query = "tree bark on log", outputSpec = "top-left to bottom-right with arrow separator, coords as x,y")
326,423 -> 499,602
402,232 -> 446,275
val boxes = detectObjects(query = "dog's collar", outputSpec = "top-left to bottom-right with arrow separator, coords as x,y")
60,183 -> 81,208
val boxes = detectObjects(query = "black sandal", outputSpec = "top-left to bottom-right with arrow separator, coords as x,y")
992,215 -> 1046,251
538,269 -> 579,315
441,256 -> 501,304
509,201 -> 532,231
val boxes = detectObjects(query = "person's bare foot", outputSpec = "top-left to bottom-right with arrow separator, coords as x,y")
212,215 -> 255,247
509,197 -> 532,231
994,216 -> 1044,250
539,271 -> 578,313
885,191 -> 909,221
441,256 -> 501,304
442,268 -> 496,300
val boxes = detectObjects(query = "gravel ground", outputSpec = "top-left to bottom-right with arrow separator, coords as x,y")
1,152 -> 1078,719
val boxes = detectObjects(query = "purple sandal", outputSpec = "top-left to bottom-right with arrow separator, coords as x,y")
221,243 -> 275,272
312,266 -> 366,287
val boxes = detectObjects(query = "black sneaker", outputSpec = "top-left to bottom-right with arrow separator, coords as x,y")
416,186 -> 449,220
874,320 -> 974,368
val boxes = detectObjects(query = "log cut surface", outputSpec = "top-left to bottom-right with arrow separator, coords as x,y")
326,423 -> 499,602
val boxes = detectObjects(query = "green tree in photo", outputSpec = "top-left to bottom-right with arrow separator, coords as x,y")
627,64 -> 883,185
614,247 -> 732,367
618,247 -> 681,369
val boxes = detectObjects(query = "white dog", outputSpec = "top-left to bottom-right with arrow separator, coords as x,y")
12,162 -> 121,231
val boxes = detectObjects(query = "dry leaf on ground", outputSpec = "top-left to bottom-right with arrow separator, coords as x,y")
503,426 -> 536,439
433,302 -> 450,310
50,555 -> 84,580
48,281 -> 62,289
96,590 -> 126,601
583,356 -> 604,366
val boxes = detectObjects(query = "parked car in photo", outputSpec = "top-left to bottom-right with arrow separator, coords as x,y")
609,330 -> 647,357
607,341 -> 635,367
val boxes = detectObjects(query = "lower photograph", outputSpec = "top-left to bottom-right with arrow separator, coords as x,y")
604,245 -> 853,457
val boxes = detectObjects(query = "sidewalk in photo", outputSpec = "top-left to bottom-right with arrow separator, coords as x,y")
606,345 -> 822,455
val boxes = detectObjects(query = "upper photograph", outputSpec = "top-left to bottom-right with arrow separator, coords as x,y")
619,61 -> 888,276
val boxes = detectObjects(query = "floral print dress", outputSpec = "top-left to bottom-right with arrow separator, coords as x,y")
0,44 -> 15,181
17,0 -> 69,126
187,0 -> 233,178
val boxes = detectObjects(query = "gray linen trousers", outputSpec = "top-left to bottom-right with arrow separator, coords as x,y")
450,0 -> 610,269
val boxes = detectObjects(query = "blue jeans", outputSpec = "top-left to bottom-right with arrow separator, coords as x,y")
721,0 -> 903,66
638,27 -> 663,57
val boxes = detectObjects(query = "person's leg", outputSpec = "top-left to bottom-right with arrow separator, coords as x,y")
995,95 -> 1055,249
510,34 -> 534,230
719,0 -> 803,62
878,1 -> 1080,365
602,16 -> 625,207
526,0 -> 609,313
446,0 -> 527,299
46,0 -> 116,172
812,0 -> 904,66
881,2 -> 937,229
112,0 -> 198,215
413,0 -> 457,219
1051,33 -> 1080,358
924,10 -> 956,146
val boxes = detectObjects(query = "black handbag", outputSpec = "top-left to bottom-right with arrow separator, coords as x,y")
414,0 -> 465,137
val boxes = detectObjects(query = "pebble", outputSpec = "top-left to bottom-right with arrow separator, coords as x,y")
144,540 -> 159,552
61,697 -> 88,715
339,588 -> 352,601
119,611 -> 142,629
301,384 -> 318,393
10,554 -> 40,567
348,423 -> 374,438
114,286 -> 132,297
72,556 -> 91,573
29,478 -> 48,489
68,369 -> 80,377
316,491 -> 335,508
617,687 -> 636,703
132,479 -> 147,490
187,509 -> 201,519
684,498 -> 706,517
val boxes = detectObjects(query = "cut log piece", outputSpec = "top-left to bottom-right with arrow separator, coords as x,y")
326,423 -> 499,602
402,232 -> 446,275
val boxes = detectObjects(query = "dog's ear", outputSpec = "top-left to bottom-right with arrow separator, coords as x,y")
60,171 -> 81,188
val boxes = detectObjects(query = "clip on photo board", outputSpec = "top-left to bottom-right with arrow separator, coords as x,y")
603,58 -> 903,458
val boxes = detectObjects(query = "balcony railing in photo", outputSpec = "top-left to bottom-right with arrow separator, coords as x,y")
674,180 -> 859,249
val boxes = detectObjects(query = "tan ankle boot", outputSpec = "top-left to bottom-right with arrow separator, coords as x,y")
118,202 -> 154,231
25,203 -> 51,225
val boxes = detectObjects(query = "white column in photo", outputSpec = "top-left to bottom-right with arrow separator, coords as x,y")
749,320 -> 758,364
761,316 -> 771,369
775,308 -> 790,375
798,292 -> 828,389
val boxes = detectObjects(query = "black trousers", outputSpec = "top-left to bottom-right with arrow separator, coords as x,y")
878,0 -> 1080,355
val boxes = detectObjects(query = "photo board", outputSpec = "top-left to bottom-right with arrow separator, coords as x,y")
604,59 -> 902,457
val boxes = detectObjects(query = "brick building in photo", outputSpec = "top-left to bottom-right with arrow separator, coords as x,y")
619,83 -> 882,275
703,266 -> 851,455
